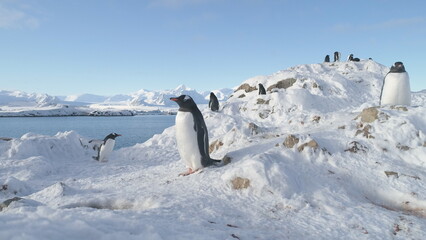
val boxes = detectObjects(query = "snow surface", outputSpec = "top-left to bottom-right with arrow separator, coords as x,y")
1,60 -> 426,239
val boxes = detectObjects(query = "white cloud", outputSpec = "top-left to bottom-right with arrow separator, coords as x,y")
362,17 -> 425,30
331,17 -> 425,33
0,3 -> 40,29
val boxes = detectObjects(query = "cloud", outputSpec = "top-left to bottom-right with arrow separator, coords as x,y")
330,17 -> 425,33
0,3 -> 40,29
362,17 -> 425,31
148,0 -> 214,8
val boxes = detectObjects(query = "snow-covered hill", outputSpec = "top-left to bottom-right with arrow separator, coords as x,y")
1,60 -> 425,239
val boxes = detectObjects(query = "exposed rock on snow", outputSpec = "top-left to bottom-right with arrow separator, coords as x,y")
231,177 -> 251,190
283,135 -> 299,148
266,78 -> 297,91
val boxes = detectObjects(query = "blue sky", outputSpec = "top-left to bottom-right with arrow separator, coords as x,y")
0,0 -> 425,96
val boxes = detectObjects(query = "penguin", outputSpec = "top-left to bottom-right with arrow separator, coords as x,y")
379,62 -> 411,106
209,92 -> 219,112
324,55 -> 330,63
93,133 -> 121,162
333,51 -> 340,62
258,83 -> 266,95
170,95 -> 221,176
348,54 -> 360,62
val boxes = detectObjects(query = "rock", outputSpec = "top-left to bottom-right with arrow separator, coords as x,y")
248,122 -> 260,135
256,99 -> 270,104
283,135 -> 299,148
0,197 -> 22,211
267,78 -> 297,91
238,94 -> 246,98
390,106 -> 408,111
384,171 -> 399,178
235,83 -> 257,93
297,140 -> 319,152
355,124 -> 374,138
358,107 -> 379,123
345,141 -> 367,153
222,155 -> 232,165
423,141 -> 426,147
259,111 -> 270,119
396,144 -> 410,151
312,116 -> 321,123
231,177 -> 250,190
209,140 -> 224,153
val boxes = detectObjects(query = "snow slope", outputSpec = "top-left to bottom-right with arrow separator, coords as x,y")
1,60 -> 425,239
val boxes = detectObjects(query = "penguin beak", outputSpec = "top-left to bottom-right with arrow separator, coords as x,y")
170,97 -> 179,102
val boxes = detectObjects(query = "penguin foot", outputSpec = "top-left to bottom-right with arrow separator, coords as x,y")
179,168 -> 200,176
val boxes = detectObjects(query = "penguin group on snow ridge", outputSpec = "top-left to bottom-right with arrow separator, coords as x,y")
90,133 -> 121,162
380,61 -> 411,106
324,51 -> 341,63
170,95 -> 222,176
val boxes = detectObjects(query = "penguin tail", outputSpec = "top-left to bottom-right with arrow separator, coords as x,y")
210,155 -> 231,166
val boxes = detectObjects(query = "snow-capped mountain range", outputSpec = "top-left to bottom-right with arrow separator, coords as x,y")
0,85 -> 234,116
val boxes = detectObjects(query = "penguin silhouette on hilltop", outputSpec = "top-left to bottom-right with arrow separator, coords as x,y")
258,83 -> 266,95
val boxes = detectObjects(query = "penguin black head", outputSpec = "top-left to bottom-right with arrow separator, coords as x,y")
104,133 -> 121,141
390,62 -> 406,73
170,95 -> 197,111
210,92 -> 215,98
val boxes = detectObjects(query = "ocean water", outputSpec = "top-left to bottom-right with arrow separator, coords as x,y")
0,115 -> 176,149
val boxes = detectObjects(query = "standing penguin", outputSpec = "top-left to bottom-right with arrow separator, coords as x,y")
258,83 -> 266,95
93,133 -> 121,162
333,51 -> 340,62
324,55 -> 330,63
380,62 -> 411,106
209,92 -> 219,112
170,95 -> 221,176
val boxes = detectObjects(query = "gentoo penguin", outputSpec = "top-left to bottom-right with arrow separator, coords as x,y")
93,133 -> 121,162
333,51 -> 340,62
348,54 -> 360,62
258,83 -> 266,95
170,95 -> 221,176
380,62 -> 411,106
209,92 -> 219,112
324,55 -> 330,63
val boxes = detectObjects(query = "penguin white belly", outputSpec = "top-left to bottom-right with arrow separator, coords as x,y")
175,111 -> 203,170
381,72 -> 411,106
99,139 -> 115,162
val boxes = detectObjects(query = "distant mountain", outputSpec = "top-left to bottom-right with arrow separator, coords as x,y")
0,86 -> 233,111
0,90 -> 59,107
129,85 -> 211,107
64,94 -> 109,103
